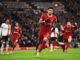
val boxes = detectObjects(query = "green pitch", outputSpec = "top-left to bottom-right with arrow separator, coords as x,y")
0,48 -> 80,60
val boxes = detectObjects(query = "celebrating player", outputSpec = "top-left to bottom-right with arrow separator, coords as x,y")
11,22 -> 22,52
36,7 -> 57,57
63,21 -> 74,52
0,19 -> 11,54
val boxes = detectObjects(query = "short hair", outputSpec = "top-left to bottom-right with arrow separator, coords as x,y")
47,7 -> 54,10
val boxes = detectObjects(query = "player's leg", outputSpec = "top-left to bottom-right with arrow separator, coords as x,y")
5,41 -> 9,54
12,39 -> 19,51
36,40 -> 39,50
50,32 -> 59,51
57,35 -> 65,52
0,36 -> 6,54
37,33 -> 50,53
50,32 -> 54,51
36,38 -> 42,51
11,35 -> 18,51
53,38 -> 58,49
63,39 -> 69,52
50,38 -> 56,51
15,39 -> 20,50
36,40 -> 43,58
62,33 -> 69,52
50,38 -> 53,52
36,33 -> 49,57
36,32 -> 43,58
45,33 -> 50,49
36,31 -> 43,50
65,36 -> 72,51
12,42 -> 15,51
0,41 -> 5,54
10,41 -> 16,54
5,36 -> 10,54
36,37 -> 47,58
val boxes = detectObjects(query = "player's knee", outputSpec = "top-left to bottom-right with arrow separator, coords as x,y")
43,37 -> 48,41
68,36 -> 72,42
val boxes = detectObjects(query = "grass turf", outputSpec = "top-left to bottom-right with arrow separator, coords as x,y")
0,48 -> 80,60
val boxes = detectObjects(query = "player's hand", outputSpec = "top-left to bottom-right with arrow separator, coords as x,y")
68,36 -> 72,43
44,19 -> 50,25
44,22 -> 50,25
42,20 -> 45,23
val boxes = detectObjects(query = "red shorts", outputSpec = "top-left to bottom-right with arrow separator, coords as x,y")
38,27 -> 50,40
64,32 -> 72,42
38,31 -> 50,40
12,35 -> 19,43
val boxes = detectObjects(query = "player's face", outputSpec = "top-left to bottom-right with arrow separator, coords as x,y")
67,22 -> 71,26
47,9 -> 53,15
6,19 -> 10,24
15,22 -> 19,26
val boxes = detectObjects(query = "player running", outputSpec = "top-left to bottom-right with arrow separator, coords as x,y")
11,22 -> 22,52
0,19 -> 11,54
63,21 -> 74,52
36,7 -> 57,57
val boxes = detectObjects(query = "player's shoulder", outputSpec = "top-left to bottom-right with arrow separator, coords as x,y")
52,15 -> 57,18
1,23 -> 6,26
2,23 -> 5,25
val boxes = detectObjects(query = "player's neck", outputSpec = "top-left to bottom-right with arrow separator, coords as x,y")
15,26 -> 19,29
5,23 -> 10,25
47,13 -> 53,17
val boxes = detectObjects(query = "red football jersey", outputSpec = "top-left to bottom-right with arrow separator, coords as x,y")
64,24 -> 73,41
64,24 -> 73,32
12,26 -> 22,36
38,13 -> 57,40
11,26 -> 22,42
39,13 -> 57,33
